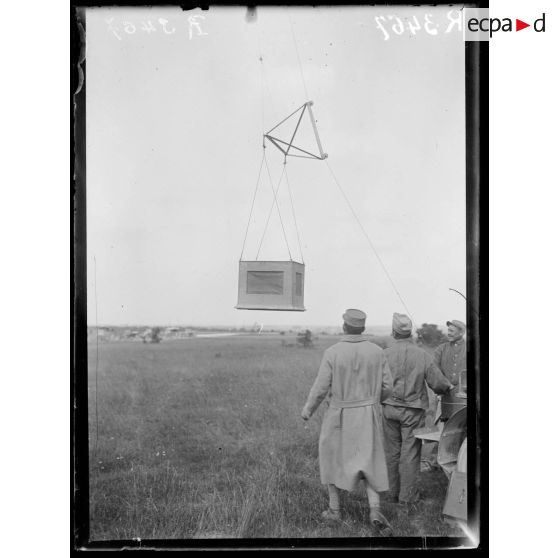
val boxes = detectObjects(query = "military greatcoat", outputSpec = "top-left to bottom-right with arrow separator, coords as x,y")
302,335 -> 393,492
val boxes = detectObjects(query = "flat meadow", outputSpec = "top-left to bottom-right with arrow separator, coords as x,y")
88,334 -> 460,540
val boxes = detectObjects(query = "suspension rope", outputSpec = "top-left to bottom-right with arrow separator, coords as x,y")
258,51 -> 265,135
256,25 -> 279,129
256,154 -> 292,260
255,28 -> 272,137
288,13 -> 309,101
240,150 -> 266,261
284,165 -> 304,263
246,15 -> 308,264
325,159 -> 415,323
261,60 -> 279,125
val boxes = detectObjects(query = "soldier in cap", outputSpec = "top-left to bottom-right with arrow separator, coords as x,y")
382,313 -> 454,507
301,309 -> 394,531
434,320 -> 467,421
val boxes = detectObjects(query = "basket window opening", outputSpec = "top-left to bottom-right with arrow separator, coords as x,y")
295,272 -> 303,296
246,271 -> 284,295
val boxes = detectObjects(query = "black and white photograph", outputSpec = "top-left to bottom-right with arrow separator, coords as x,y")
73,3 -> 483,549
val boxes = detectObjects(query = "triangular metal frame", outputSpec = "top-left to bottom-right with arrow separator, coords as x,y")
264,101 -> 328,160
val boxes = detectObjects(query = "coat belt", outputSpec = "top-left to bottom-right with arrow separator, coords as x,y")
330,396 -> 379,409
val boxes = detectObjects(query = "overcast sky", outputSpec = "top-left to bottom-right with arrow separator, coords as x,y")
85,5 -> 466,328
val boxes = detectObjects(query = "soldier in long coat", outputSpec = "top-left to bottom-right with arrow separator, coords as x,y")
301,309 -> 393,529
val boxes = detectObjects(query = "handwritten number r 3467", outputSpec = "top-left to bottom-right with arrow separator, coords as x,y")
375,12 -> 457,40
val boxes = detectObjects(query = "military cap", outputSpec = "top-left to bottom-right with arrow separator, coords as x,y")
392,313 -> 412,335
446,319 -> 466,333
343,309 -> 366,328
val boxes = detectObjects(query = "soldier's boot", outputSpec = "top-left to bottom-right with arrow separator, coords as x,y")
321,508 -> 341,522
369,507 -> 393,535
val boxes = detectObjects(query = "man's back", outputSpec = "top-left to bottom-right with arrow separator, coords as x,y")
326,336 -> 390,402
300,309 -> 394,526
302,331 -> 392,494
383,339 -> 451,409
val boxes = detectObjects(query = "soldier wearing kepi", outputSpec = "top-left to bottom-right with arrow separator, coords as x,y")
301,309 -> 394,532
382,313 -> 454,507
434,319 -> 467,421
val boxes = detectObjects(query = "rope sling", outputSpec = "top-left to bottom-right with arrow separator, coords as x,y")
238,10 -> 415,322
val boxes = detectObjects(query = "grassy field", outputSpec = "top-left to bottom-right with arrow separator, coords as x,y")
88,334 -> 460,540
